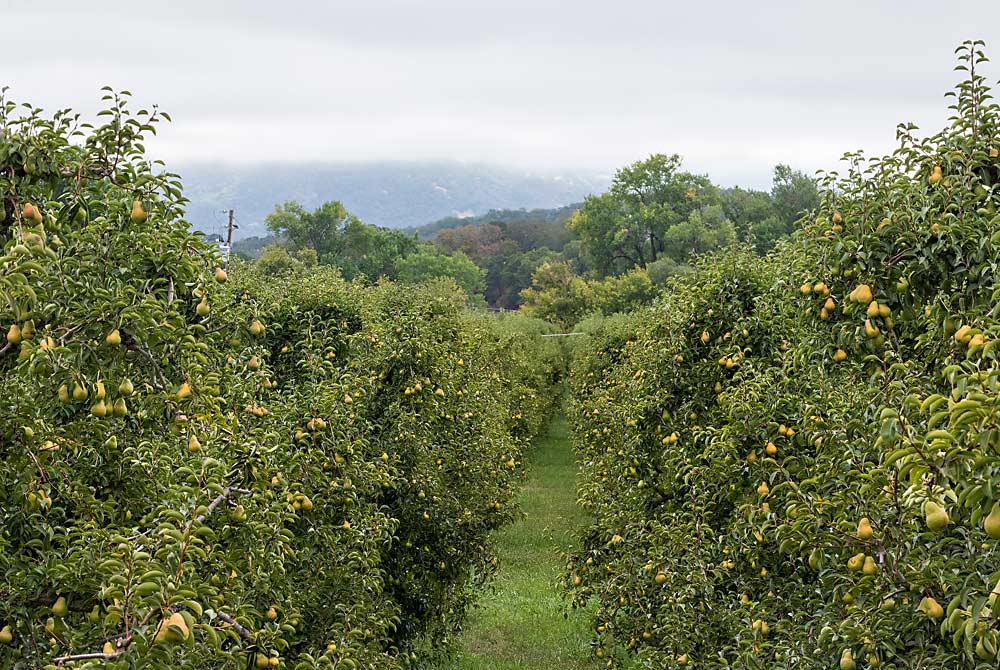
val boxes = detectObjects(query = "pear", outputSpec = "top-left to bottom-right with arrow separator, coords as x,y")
95,381 -> 106,400
866,301 -> 881,318
928,165 -> 942,184
266,606 -> 278,620
955,324 -> 972,343
52,596 -> 68,617
823,297 -> 835,311
857,517 -> 874,541
864,319 -> 879,338
878,303 -> 890,318
849,284 -> 873,305
813,282 -> 829,295
799,282 -> 812,295
154,612 -> 189,643
984,503 -> 1000,539
917,596 -> 944,618
0,625 -> 12,643
72,382 -> 88,402
925,501 -> 949,532
130,199 -> 147,223
113,398 -> 128,418
232,504 -> 247,522
118,378 -> 134,396
6,323 -> 21,344
256,655 -> 271,670
91,400 -> 108,418
103,640 -> 115,655
196,296 -> 210,317
840,648 -> 856,670
214,267 -> 228,283
106,329 -> 122,346
847,552 -> 865,572
248,355 -> 260,371
177,382 -> 192,399
862,555 -> 877,575
833,349 -> 847,362
188,434 -> 202,452
250,319 -> 265,336
58,384 -> 71,403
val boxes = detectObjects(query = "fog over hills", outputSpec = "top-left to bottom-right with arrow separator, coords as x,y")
177,161 -> 609,239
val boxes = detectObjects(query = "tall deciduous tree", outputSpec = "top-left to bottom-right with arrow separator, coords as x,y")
265,200 -> 354,261
569,153 -> 720,274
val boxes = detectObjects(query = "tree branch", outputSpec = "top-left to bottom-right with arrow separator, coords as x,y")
216,611 -> 253,640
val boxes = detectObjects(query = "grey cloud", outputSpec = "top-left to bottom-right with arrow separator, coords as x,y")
1,0 -> 997,187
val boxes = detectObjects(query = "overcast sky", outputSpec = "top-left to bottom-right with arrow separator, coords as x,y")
1,1 -> 996,187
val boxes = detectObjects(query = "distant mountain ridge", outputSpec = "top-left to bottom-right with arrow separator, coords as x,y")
408,203 -> 583,240
176,161 -> 609,239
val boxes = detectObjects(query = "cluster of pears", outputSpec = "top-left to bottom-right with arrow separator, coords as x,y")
953,323 -> 988,350
58,377 -> 132,418
287,491 -> 314,511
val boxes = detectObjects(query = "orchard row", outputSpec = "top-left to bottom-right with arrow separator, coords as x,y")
565,42 -> 1000,669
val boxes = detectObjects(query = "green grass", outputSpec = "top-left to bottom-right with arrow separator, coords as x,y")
446,408 -> 600,670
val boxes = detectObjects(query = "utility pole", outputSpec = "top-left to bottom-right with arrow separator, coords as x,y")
222,209 -> 236,269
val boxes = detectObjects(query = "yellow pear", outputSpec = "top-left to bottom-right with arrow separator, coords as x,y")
925,501 -> 949,532
52,596 -> 68,617
6,323 -> 21,344
799,282 -> 812,295
103,641 -> 115,654
106,329 -> 122,346
113,398 -> 128,417
196,296 -> 210,317
154,612 -> 190,643
214,267 -> 228,283
119,378 -> 134,396
255,655 -> 271,670
266,606 -> 278,620
823,297 -> 835,311
864,319 -> 879,338
833,349 -> 847,362
130,199 -> 147,223
58,384 -> 71,403
955,324 -> 972,343
984,503 -> 1000,539
928,165 -> 942,184
866,301 -> 881,318
0,625 -> 13,644
91,400 -> 108,418
840,648 -> 856,670
72,382 -> 88,401
847,552 -> 865,572
95,381 -> 106,400
862,555 -> 877,575
850,284 -> 873,305
917,596 -> 944,618
250,319 -> 265,336
188,434 -> 202,452
857,517 -> 874,540
813,282 -> 829,295
248,355 -> 260,370
177,382 -> 192,399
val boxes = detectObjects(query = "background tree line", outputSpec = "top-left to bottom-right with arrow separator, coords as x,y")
249,154 -> 818,324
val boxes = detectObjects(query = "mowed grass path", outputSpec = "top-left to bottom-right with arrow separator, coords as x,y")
447,408 -> 600,670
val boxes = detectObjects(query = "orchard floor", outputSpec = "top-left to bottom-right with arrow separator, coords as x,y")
446,408 -> 601,670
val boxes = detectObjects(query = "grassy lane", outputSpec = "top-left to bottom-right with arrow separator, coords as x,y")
447,407 -> 599,670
